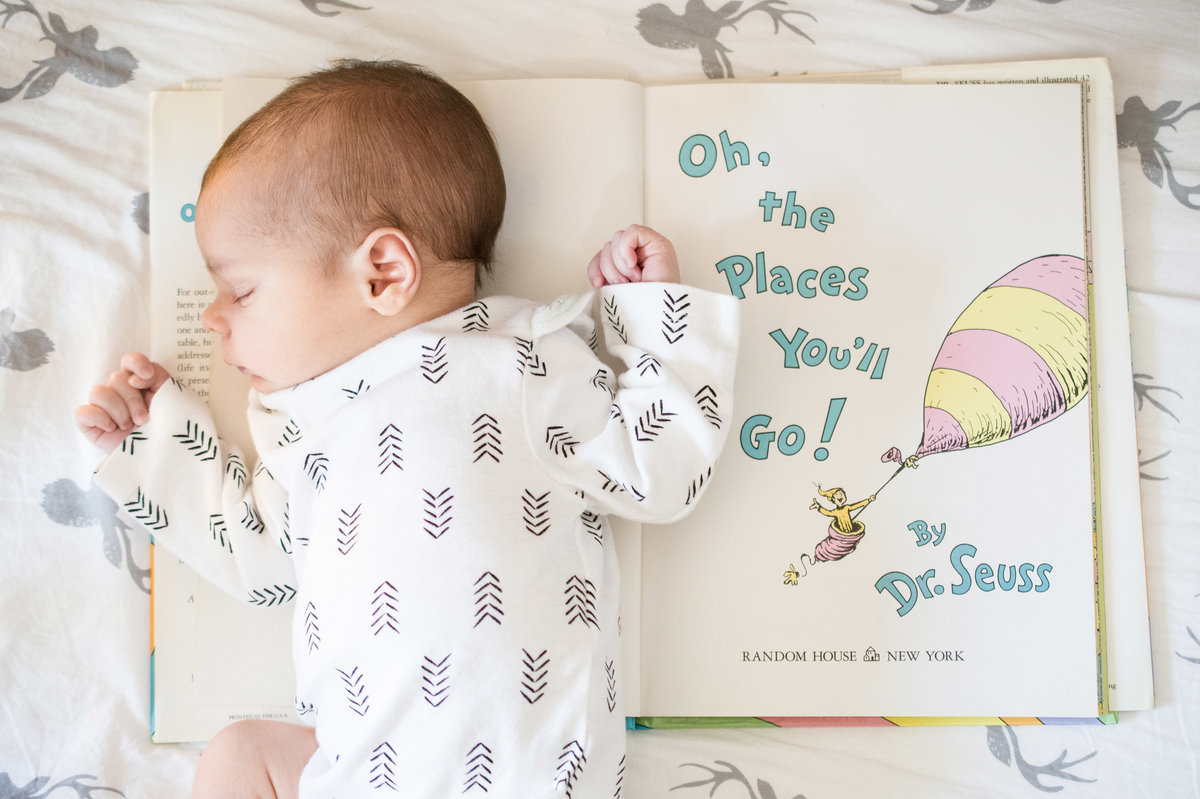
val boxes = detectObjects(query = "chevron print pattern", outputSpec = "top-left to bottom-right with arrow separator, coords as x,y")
522,489 -> 551,536
124,487 -> 167,530
173,419 -> 217,461
247,584 -> 295,607
556,740 -> 587,798
515,337 -> 548,376
371,581 -> 400,636
421,337 -> 448,384
277,418 -> 302,447
224,452 -> 246,489
564,575 -> 599,630
633,400 -> 676,442
422,488 -> 452,539
303,452 -> 328,493
596,470 -> 645,502
473,571 -> 503,627
461,301 -> 490,332
463,742 -> 493,793
603,296 -> 628,343
337,665 -> 370,717
520,648 -> 549,704
240,500 -> 264,534
685,467 -> 713,506
422,654 -> 451,707
342,379 -> 370,398
337,504 -> 362,555
661,290 -> 690,344
694,384 -> 722,428
581,511 -> 603,546
119,430 -> 146,455
472,414 -> 502,463
208,513 -> 231,553
636,353 -> 661,377
370,742 -> 397,791
303,601 -> 320,655
605,659 -> 618,712
377,424 -> 403,474
545,425 -> 578,458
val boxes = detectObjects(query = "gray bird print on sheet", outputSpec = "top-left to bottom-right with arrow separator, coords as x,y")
0,0 -> 137,103
1132,373 -> 1181,481
986,727 -> 1097,792
1117,96 -> 1200,210
913,0 -> 1066,12
299,0 -> 370,16
673,761 -> 806,799
41,478 -> 151,593
0,772 -> 124,799
0,307 -> 54,370
636,0 -> 815,79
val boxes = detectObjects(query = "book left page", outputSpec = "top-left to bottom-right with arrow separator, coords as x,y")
148,89 -> 296,743
151,77 -> 649,741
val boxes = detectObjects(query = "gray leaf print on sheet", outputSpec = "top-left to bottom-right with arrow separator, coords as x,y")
0,307 -> 54,370
913,0 -> 1066,12
986,726 -> 1097,792
1117,97 -> 1200,210
0,1 -> 137,103
636,0 -> 815,80
0,772 -> 125,798
41,478 -> 150,593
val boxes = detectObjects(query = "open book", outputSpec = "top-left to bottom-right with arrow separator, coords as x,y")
147,58 -> 1151,742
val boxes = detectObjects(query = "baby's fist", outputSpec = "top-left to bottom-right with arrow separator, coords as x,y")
75,352 -> 171,454
587,225 -> 680,288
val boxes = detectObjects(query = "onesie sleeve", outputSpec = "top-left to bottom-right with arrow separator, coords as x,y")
93,378 -> 296,605
524,283 -> 739,523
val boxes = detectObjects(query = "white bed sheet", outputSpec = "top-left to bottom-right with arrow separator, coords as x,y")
2,1 -> 1197,796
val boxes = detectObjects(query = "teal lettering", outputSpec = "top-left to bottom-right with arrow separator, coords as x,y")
679,133 -> 717,177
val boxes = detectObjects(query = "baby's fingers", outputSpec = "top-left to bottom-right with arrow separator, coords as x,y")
120,352 -> 168,391
90,381 -> 137,430
74,403 -> 118,437
609,230 -> 642,282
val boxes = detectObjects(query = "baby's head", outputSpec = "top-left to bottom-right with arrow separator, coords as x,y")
197,61 -> 506,394
202,59 -> 506,281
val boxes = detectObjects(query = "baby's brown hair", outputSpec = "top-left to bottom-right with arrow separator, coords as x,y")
202,60 -> 506,283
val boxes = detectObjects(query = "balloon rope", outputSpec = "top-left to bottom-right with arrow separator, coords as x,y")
850,465 -> 906,521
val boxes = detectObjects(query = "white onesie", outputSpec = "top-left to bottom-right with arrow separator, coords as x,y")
96,283 -> 739,798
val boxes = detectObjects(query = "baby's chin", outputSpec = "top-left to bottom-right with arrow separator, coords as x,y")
249,374 -> 280,394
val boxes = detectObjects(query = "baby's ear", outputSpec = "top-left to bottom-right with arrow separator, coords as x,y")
355,228 -> 421,315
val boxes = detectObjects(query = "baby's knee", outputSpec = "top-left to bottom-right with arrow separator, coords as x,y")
193,720 -> 313,799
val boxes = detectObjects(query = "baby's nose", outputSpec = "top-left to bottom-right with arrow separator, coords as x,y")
200,301 -> 226,336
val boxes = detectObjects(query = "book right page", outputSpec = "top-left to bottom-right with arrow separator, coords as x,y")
640,81 -> 1098,719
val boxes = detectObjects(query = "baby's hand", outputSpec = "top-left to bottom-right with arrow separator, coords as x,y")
75,352 -> 171,454
587,224 -> 681,288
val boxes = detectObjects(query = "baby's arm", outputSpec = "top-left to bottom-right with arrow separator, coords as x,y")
74,352 -> 171,453
80,356 -> 296,602
527,226 -> 740,523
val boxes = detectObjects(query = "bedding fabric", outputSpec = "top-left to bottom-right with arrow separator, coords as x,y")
2,1 -> 1198,797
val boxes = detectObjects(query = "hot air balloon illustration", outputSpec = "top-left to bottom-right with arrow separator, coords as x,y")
893,253 -> 1088,466
785,254 -> 1088,585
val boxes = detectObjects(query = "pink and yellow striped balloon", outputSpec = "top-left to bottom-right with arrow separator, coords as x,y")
914,255 -> 1088,460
